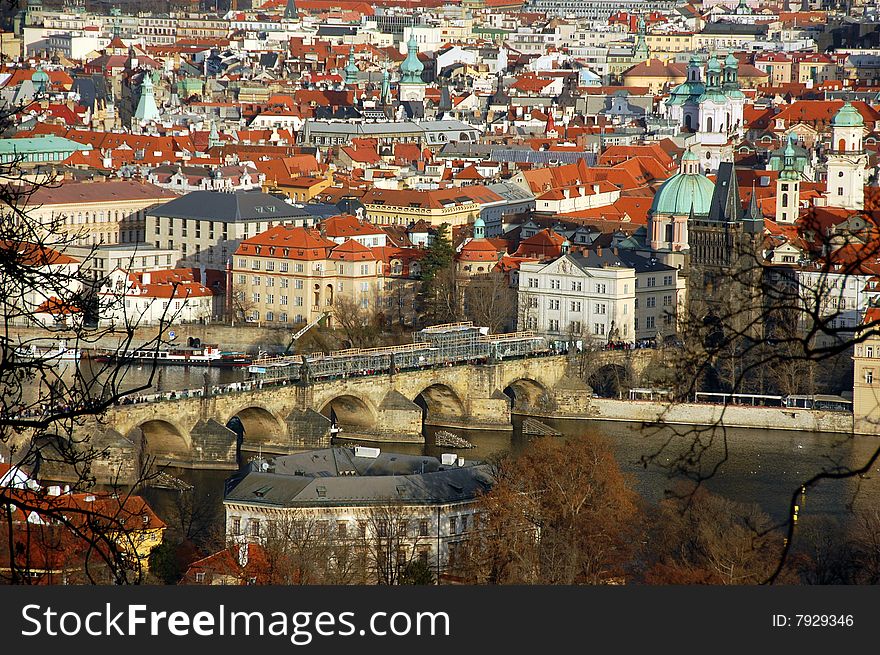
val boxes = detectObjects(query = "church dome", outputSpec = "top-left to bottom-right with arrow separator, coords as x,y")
832,101 -> 864,128
650,166 -> 715,217
400,34 -> 424,83
725,53 -> 739,68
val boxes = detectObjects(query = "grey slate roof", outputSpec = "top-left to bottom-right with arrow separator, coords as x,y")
224,447 -> 493,508
708,162 -> 743,223
146,191 -> 311,222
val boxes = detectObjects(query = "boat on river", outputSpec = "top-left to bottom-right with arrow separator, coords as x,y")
14,341 -> 81,364
93,344 -> 252,368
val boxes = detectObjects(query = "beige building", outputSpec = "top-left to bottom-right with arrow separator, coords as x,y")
853,307 -> 880,434
362,186 -> 503,228
26,179 -> 178,247
232,225 -> 381,327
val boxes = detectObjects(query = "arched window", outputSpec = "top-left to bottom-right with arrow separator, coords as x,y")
706,116 -> 714,132
782,193 -> 788,207
665,223 -> 674,243
838,138 -> 846,152
684,114 -> 693,130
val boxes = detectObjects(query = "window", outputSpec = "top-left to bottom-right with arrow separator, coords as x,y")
594,323 -> 604,335
377,521 -> 388,538
266,277 -> 275,288
231,517 -> 241,535
252,293 -> 260,303
548,299 -> 560,310
280,262 -> 289,272
570,301 -> 581,312
280,312 -> 288,322
596,283 -> 606,294
646,316 -> 655,329
266,311 -> 274,321
549,319 -> 559,331
337,522 -> 347,539
868,347 -> 874,358
595,303 -> 606,314
419,519 -> 429,536
295,263 -> 304,273
866,369 -> 874,384
195,572 -> 205,583
361,264 -> 369,275
265,261 -> 274,271
663,295 -> 673,306
663,275 -> 673,286
571,281 -> 582,291
550,279 -> 561,290
397,521 -> 408,537
253,276 -> 261,286
460,515 -> 468,532
528,277 -> 538,288
295,280 -> 304,289
281,295 -> 288,305
647,297 -> 656,308
237,274 -> 246,284
569,321 -> 582,333
266,294 -> 274,305
647,277 -> 656,288
449,516 -> 457,534
250,519 -> 260,538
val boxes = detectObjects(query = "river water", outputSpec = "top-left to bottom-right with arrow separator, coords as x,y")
32,363 -> 880,535
136,417 -> 880,545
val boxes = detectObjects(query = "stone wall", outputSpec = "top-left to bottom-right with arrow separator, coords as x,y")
550,398 -> 856,434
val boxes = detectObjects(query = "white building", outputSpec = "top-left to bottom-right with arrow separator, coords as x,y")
99,268 -> 215,327
145,190 -> 314,271
223,447 -> 492,580
518,249 -> 636,342
517,249 -> 685,342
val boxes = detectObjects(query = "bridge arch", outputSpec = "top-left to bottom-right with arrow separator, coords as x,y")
319,394 -> 378,434
588,363 -> 631,398
502,377 -> 550,412
413,383 -> 467,423
128,419 -> 190,460
226,405 -> 285,447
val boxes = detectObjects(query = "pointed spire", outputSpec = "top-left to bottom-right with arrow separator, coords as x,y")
744,182 -> 761,222
283,0 -> 297,20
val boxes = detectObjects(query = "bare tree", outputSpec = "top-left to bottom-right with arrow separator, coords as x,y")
0,144 -> 183,583
463,271 -> 517,334
331,295 -> 381,349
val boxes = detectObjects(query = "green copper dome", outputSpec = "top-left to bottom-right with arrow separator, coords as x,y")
650,170 -> 715,217
724,53 -> 739,68
707,56 -> 722,72
400,34 -> 425,84
832,101 -> 864,128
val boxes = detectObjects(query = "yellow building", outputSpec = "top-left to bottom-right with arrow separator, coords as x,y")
232,225 -> 382,327
362,186 -> 503,228
622,58 -> 687,94
264,175 -> 333,202
853,307 -> 880,434
645,32 -> 695,55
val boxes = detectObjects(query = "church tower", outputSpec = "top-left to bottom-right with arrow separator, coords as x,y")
398,34 -> 426,102
343,46 -> 358,87
776,134 -> 801,224
688,161 -> 765,336
826,101 -> 868,211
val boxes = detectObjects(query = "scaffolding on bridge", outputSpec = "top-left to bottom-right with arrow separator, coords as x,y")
245,324 -> 552,384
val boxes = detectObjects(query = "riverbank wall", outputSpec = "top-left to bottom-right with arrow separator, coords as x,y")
9,324 -> 292,354
535,398 -> 858,435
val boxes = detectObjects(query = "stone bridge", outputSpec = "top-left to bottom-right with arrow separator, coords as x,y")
81,349 -> 657,478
